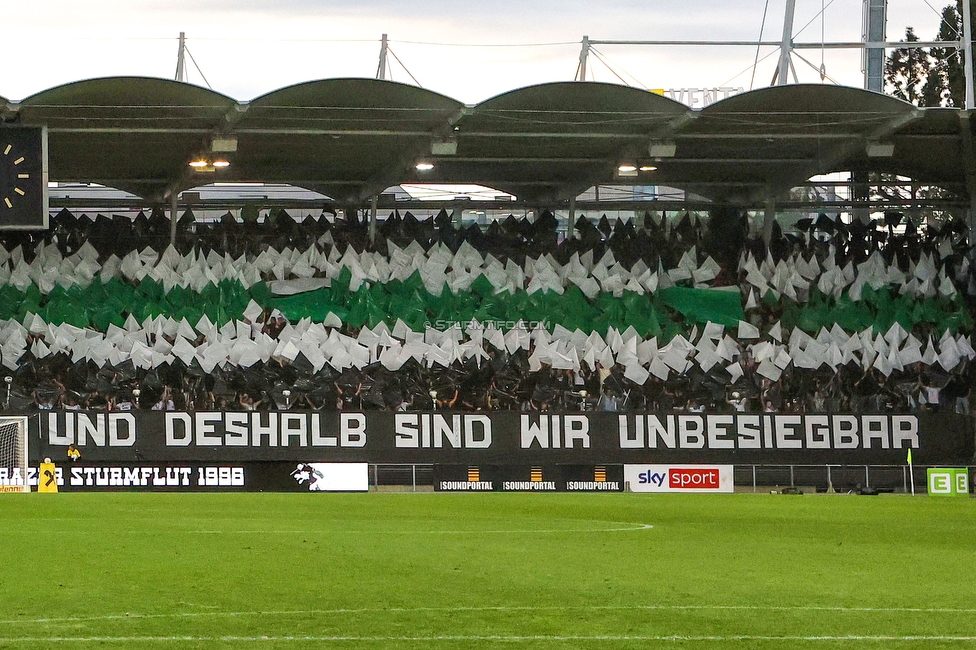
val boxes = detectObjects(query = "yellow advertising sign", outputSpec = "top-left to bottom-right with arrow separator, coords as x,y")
38,462 -> 58,493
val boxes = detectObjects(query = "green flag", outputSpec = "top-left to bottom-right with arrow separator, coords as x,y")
907,448 -> 913,465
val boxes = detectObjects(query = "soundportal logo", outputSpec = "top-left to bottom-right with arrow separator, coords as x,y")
624,465 -> 733,493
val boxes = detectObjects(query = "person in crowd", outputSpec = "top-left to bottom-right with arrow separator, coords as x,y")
597,387 -> 620,412
153,387 -> 176,411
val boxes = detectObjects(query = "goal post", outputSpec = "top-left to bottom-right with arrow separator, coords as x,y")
0,416 -> 29,493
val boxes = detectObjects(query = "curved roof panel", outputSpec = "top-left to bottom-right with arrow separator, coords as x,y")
697,84 -> 914,135
233,79 -> 465,203
20,76 -> 237,128
466,81 -> 687,134
651,84 -> 925,201
15,77 -> 237,200
427,82 -> 690,201
241,78 -> 463,130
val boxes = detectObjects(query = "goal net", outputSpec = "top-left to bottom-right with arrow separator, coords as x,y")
0,417 -> 29,493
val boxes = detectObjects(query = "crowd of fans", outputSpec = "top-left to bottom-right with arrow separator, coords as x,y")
2,206 -> 974,415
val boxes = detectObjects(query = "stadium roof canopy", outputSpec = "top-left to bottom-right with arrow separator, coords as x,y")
2,76 -> 973,207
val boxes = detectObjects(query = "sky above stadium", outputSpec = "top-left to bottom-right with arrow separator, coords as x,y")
3,0 -> 947,104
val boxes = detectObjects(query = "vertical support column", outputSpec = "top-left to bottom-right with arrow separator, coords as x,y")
568,196 -> 577,238
776,0 -> 797,86
969,191 -> 976,240
175,32 -> 186,82
852,170 -> 871,224
369,195 -> 378,246
376,33 -> 389,81
763,195 -> 776,244
959,113 -> 976,238
578,36 -> 590,81
169,193 -> 178,247
964,0 -> 974,109
862,0 -> 887,92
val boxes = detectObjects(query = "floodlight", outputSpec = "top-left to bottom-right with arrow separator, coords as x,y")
639,165 -> 658,172
415,162 -> 435,171
212,160 -> 230,168
616,164 -> 638,178
189,160 -> 209,168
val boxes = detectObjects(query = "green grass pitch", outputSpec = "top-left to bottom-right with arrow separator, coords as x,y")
0,492 -> 974,648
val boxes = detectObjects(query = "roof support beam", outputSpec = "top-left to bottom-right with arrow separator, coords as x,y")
587,39 -> 961,49
352,139 -> 435,204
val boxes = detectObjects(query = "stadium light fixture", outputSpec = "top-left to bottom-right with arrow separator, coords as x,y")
415,162 -> 435,171
190,157 -> 230,173
617,163 -> 638,178
639,165 -> 658,172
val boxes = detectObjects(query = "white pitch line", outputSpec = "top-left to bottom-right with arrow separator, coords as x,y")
190,522 -> 654,534
1,635 -> 976,643
1,522 -> 654,535
3,603 -> 976,626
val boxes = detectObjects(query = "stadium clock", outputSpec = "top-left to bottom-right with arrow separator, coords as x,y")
0,126 -> 48,229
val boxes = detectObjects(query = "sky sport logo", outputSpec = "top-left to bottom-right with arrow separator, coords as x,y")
625,465 -> 733,493
669,468 -> 720,490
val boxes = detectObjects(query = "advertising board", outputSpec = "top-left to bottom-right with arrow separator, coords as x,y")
624,464 -> 734,493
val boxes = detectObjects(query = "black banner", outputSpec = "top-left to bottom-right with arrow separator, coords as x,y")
16,462 -> 359,492
26,410 -> 975,466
